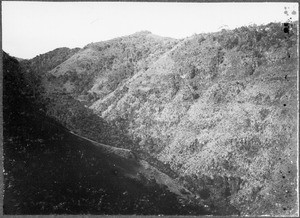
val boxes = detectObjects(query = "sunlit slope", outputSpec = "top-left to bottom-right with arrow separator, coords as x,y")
88,23 -> 298,215
44,31 -> 178,98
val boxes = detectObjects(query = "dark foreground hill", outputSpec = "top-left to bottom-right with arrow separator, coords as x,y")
3,52 -> 209,215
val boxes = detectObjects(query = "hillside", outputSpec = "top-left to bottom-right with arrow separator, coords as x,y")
42,31 -> 178,100
3,52 -> 209,215
89,23 -> 298,215
12,22 -> 299,216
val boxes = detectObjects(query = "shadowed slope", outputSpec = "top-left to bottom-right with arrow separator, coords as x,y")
3,52 -> 208,215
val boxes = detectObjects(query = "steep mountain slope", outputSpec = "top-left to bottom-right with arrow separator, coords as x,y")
19,22 -> 298,216
90,23 -> 298,216
3,52 -> 209,215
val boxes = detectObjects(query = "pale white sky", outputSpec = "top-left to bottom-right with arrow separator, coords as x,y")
2,1 -> 298,59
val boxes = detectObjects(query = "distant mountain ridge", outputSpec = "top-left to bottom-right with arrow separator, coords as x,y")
12,21 -> 299,216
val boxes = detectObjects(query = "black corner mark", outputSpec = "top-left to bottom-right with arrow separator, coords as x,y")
283,23 -> 290,34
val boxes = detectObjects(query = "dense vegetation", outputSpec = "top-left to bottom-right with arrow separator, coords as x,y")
4,22 -> 298,216
88,23 -> 298,216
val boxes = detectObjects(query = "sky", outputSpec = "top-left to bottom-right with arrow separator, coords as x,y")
2,1 -> 298,59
